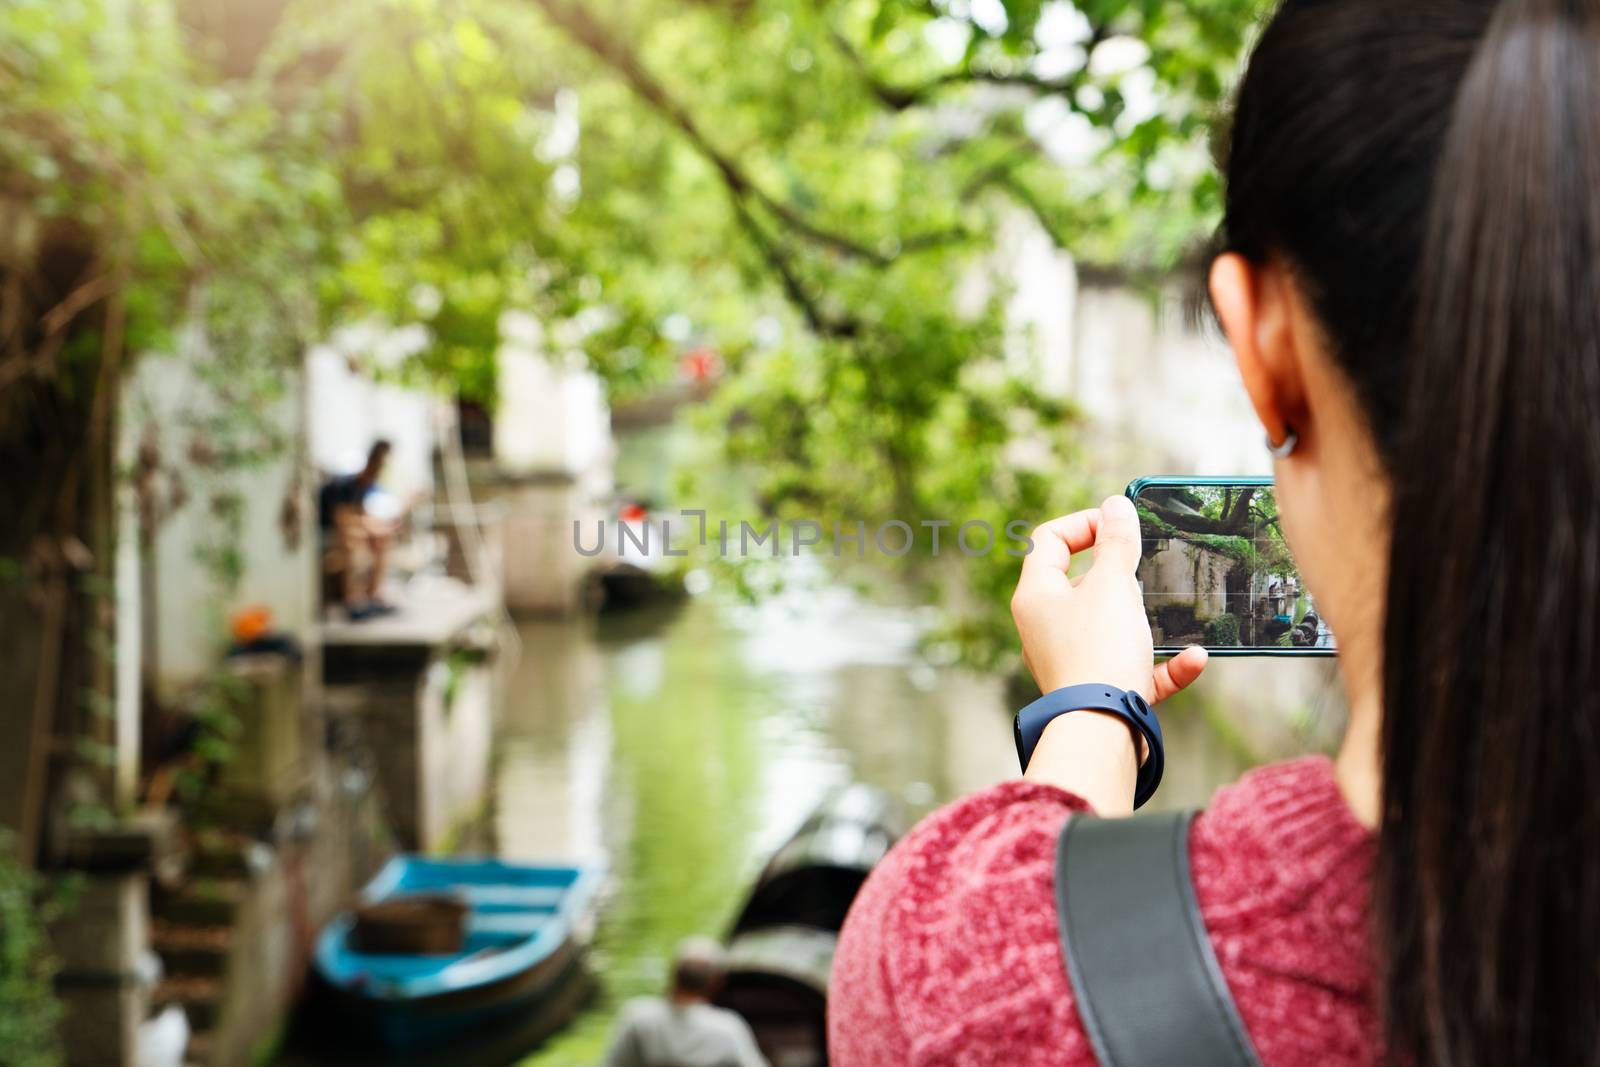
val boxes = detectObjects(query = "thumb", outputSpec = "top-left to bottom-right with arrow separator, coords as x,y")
1151,645 -> 1208,703
1092,494 -> 1143,575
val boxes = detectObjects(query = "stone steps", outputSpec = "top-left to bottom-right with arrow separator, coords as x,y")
189,833 -> 256,880
151,920 -> 232,978
181,1030 -> 211,1067
152,878 -> 247,927
152,973 -> 223,1035
151,880 -> 248,1065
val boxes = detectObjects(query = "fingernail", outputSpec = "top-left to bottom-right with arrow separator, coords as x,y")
1103,494 -> 1134,516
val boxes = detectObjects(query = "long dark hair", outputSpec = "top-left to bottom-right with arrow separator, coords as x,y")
1220,0 -> 1600,1061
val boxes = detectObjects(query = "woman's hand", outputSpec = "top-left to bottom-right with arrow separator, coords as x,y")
1010,495 -> 1208,812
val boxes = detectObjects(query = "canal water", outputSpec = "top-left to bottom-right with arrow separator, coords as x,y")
497,577 -> 1264,1065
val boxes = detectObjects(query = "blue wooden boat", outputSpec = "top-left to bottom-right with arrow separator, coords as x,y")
313,856 -> 603,1048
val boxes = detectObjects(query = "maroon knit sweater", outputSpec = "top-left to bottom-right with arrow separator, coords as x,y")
829,756 -> 1378,1066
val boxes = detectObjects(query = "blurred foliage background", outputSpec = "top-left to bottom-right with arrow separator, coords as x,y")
1,0 -> 1262,663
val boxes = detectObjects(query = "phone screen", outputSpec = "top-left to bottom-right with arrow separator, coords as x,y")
1126,478 -> 1335,656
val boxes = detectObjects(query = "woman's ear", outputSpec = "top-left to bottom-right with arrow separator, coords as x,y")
1209,253 -> 1307,446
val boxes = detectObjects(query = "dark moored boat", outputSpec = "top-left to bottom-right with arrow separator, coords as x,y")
715,785 -> 902,1067
313,857 -> 602,1049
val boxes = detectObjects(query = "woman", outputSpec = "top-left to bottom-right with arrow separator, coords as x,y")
829,0 -> 1600,1063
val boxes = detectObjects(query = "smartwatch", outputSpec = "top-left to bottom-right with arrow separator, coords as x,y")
1013,684 -> 1165,809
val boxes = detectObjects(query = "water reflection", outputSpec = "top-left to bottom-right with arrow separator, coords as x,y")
502,585 -> 1264,1064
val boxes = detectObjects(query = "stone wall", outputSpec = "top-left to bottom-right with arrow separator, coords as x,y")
51,874 -> 149,1067
201,766 -> 388,1067
483,481 -> 610,616
323,640 -> 496,853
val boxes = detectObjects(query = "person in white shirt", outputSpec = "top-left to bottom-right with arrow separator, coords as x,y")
602,938 -> 769,1067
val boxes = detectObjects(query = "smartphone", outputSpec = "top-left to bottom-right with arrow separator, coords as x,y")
1125,477 -> 1335,657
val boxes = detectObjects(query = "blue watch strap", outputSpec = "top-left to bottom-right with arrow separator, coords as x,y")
1013,684 -> 1165,808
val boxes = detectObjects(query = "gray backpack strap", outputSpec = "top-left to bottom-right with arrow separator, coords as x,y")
1055,810 -> 1261,1067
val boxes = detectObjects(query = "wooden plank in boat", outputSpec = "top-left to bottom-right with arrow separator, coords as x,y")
455,885 -> 566,909
468,913 -> 552,937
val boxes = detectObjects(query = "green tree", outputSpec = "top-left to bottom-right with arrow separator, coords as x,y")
0,0 -> 1261,870
281,0 -> 1260,661
0,0 -> 340,867
0,833 -> 70,1066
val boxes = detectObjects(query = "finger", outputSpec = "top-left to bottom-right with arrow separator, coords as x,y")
1019,509 -> 1101,578
1150,645 -> 1208,703
1090,494 -> 1143,575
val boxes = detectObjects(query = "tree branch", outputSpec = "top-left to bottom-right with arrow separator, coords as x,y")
958,137 -> 1045,198
829,21 -> 1110,111
729,198 -> 860,339
1143,495 -> 1255,537
529,0 -> 896,264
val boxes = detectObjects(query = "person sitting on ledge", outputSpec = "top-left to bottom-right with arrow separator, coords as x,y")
603,937 -> 768,1067
318,439 -> 400,621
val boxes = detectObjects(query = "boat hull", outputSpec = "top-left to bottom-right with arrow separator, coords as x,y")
311,857 -> 602,1053
317,927 -> 585,1047
715,785 -> 902,1067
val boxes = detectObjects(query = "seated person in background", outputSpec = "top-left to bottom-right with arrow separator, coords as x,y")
603,937 -> 768,1067
319,439 -> 399,621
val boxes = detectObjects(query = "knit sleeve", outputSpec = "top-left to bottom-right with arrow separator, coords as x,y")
828,779 -> 1101,1067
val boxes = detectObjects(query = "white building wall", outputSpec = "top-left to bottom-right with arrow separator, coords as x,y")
120,320 -> 442,695
998,212 -> 1079,398
489,311 -> 616,615
121,329 -> 315,696
306,325 -> 435,497
1075,285 -> 1269,477
493,310 -> 613,498
978,208 -> 1265,477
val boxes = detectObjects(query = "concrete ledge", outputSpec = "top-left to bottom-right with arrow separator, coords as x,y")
320,578 -> 499,853
319,578 -> 498,654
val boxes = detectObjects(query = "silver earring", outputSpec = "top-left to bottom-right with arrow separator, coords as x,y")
1266,427 -> 1299,459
